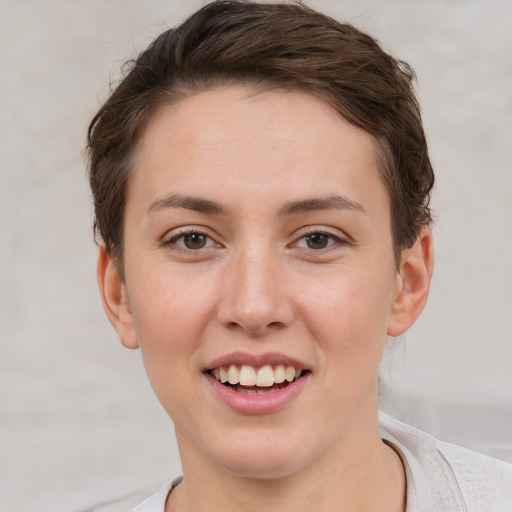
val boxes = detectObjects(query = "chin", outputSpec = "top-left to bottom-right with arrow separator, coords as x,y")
210,428 -> 315,480
222,453 -> 305,480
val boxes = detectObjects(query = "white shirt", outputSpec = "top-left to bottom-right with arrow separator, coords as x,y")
132,412 -> 512,512
379,411 -> 512,511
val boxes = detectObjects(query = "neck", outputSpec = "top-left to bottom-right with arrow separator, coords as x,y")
167,407 -> 405,512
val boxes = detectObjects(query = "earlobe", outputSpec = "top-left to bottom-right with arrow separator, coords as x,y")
97,242 -> 139,349
387,227 -> 434,337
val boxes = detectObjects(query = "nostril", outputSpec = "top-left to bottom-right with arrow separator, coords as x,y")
224,320 -> 285,333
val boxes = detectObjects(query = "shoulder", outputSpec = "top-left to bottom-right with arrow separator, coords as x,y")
436,439 -> 512,510
88,490 -> 155,512
131,478 -> 180,512
88,479 -> 177,512
379,411 -> 512,512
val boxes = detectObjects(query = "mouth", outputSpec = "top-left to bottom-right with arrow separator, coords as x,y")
207,364 -> 309,394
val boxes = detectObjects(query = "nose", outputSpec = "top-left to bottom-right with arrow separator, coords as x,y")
216,244 -> 295,335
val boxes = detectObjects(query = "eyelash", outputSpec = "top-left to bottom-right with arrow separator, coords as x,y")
163,227 -> 346,253
293,228 -> 346,251
164,228 -> 218,251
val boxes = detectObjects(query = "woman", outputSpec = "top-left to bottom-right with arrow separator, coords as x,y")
87,1 -> 512,510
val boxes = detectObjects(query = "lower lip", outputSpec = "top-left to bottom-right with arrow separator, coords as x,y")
205,373 -> 310,415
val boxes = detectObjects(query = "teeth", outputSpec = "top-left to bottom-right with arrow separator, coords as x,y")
211,363 -> 304,387
285,365 -> 296,382
227,364 -> 239,385
239,365 -> 257,386
274,364 -> 286,384
256,365 -> 274,387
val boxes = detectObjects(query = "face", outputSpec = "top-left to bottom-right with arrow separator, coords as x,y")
100,86 -> 429,480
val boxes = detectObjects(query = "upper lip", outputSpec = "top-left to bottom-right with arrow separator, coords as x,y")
205,351 -> 309,371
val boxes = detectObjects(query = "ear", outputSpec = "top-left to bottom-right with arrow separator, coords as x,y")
97,242 -> 139,349
387,227 -> 434,337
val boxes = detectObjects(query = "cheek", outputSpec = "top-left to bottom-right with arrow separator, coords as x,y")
126,265 -> 216,373
125,270 -> 219,422
301,268 -> 395,417
299,261 -> 396,359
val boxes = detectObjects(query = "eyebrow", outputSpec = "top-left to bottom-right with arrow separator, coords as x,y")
147,193 -> 365,217
148,194 -> 228,215
279,195 -> 366,216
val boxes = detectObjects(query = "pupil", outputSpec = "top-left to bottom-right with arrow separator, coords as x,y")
185,233 -> 206,249
307,233 -> 328,249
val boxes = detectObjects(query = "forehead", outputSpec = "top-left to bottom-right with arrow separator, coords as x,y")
129,86 -> 388,217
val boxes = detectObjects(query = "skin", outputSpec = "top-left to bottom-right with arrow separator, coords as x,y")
98,86 -> 433,512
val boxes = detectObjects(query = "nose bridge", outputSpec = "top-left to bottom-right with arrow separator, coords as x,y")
240,242 -> 275,302
218,237 -> 293,334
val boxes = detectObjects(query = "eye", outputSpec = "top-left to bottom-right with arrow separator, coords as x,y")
165,230 -> 217,250
294,230 -> 344,250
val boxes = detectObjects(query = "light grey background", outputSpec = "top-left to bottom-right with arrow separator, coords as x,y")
1,1 -> 511,511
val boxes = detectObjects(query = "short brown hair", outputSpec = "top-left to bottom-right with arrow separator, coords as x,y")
87,0 -> 434,272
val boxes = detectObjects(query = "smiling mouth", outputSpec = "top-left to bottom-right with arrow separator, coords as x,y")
208,364 -> 309,394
